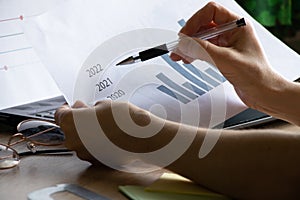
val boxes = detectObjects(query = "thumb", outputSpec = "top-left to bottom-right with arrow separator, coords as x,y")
55,104 -> 72,126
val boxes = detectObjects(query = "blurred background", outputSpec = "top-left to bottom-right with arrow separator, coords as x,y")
236,0 -> 300,53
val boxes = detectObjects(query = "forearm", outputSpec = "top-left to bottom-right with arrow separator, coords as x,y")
57,101 -> 300,199
163,125 -> 300,200
94,102 -> 300,199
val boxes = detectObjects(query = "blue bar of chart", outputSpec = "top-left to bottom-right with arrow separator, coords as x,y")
205,67 -> 226,82
183,63 -> 221,87
156,72 -> 198,100
161,54 -> 213,91
182,82 -> 205,96
157,85 -> 191,104
177,19 -> 186,27
156,55 -> 227,104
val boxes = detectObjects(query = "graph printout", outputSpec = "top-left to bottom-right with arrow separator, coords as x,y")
0,1 -> 62,110
23,0 -> 300,128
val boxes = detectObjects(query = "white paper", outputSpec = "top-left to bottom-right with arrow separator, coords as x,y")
0,0 -> 62,110
22,0 -> 300,128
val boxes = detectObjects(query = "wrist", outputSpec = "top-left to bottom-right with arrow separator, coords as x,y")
255,75 -> 300,125
276,81 -> 300,125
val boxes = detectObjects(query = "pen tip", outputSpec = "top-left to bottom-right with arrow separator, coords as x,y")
116,56 -> 135,66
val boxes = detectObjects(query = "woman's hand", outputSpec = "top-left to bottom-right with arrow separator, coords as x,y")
55,100 -> 171,164
170,2 -> 296,123
55,101 -> 98,163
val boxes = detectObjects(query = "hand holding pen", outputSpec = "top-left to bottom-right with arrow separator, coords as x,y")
116,18 -> 245,66
171,1 -> 288,120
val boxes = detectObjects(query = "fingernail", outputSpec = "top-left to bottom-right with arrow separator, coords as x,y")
72,100 -> 86,108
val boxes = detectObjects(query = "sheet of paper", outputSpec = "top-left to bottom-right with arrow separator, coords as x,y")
22,0 -> 300,128
0,0 -> 62,110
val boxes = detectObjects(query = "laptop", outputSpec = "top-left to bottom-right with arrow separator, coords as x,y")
0,95 -> 66,127
0,94 -> 275,130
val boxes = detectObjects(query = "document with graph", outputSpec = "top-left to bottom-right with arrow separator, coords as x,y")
22,0 -> 300,128
0,0 -> 63,110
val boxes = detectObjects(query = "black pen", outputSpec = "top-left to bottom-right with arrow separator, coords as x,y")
116,18 -> 246,66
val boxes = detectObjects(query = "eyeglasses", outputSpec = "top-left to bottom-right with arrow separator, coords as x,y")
0,119 -> 71,169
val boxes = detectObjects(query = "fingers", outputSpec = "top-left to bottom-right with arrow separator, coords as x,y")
180,2 -> 239,36
55,100 -> 88,125
170,2 -> 240,63
171,36 -> 217,66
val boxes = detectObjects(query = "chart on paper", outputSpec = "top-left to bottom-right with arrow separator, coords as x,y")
72,26 -> 230,128
0,1 -> 61,110
74,17 -> 227,108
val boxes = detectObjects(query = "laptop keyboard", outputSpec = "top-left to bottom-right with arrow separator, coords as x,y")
0,96 -> 65,121
35,109 -> 56,119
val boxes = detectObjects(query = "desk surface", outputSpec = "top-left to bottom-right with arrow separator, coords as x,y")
1,120 -> 300,200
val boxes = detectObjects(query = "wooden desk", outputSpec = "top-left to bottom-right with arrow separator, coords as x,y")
0,122 -> 165,200
1,120 -> 300,200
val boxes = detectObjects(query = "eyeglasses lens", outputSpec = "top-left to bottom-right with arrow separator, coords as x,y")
0,144 -> 20,169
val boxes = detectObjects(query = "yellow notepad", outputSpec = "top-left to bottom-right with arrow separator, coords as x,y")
119,173 -> 230,200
